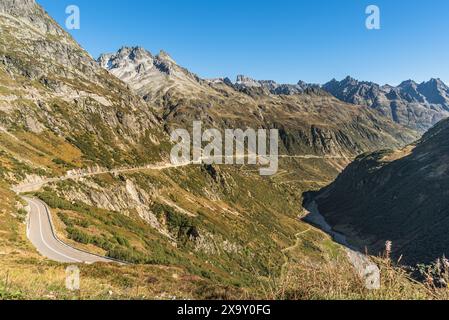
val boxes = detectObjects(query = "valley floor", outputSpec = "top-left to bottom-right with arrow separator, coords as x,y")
0,158 -> 444,300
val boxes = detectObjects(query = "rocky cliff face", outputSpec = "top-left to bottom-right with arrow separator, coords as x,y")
0,1 -> 167,170
0,0 -> 35,15
0,0 -> 61,35
323,76 -> 449,133
312,117 -> 449,266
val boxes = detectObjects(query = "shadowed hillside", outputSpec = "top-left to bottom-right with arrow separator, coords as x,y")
312,118 -> 449,266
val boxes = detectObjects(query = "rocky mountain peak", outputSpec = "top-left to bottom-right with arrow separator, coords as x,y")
396,80 -> 421,101
323,76 -> 449,132
0,0 -> 69,37
297,80 -> 310,87
429,77 -> 446,85
156,50 -> 176,64
98,47 -> 203,98
118,46 -> 152,59
234,75 -> 321,96
98,47 -> 156,80
98,47 -> 185,77
398,79 -> 418,87
97,53 -> 113,69
416,78 -> 449,105
205,77 -> 234,86
342,75 -> 357,84
235,75 -> 262,87
0,0 -> 65,36
422,78 -> 448,91
0,0 -> 36,15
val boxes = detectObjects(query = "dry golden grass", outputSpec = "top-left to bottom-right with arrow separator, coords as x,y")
0,149 -> 447,300
11,131 -> 83,172
0,183 -> 218,300
0,255 -> 225,300
381,144 -> 416,162
262,254 -> 447,300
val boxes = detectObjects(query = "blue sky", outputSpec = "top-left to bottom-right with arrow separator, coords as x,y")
37,0 -> 449,85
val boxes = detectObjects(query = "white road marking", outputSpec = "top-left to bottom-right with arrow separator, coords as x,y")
29,200 -> 81,263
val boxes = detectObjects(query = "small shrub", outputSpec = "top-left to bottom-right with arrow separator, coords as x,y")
57,212 -> 73,228
66,227 -> 92,245
107,247 -> 148,264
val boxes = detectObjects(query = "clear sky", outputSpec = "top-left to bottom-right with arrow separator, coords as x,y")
36,0 -> 449,85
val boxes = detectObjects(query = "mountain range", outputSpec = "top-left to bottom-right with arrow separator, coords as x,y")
98,46 -> 417,158
0,0 -> 448,300
323,76 -> 449,133
99,47 -> 449,134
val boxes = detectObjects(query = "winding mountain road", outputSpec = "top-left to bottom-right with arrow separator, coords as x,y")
13,161 -> 195,193
13,154 -> 347,193
24,196 -> 115,264
14,154 -> 347,264
17,161 -> 196,264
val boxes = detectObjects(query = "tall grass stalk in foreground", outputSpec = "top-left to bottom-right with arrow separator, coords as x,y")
264,250 -> 449,300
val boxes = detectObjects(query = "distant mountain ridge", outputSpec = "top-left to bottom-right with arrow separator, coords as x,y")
323,76 -> 449,133
98,47 -> 418,158
97,47 -> 322,97
234,75 -> 321,96
98,48 -> 449,133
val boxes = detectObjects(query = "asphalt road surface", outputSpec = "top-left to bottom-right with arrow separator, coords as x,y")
23,196 -> 116,264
